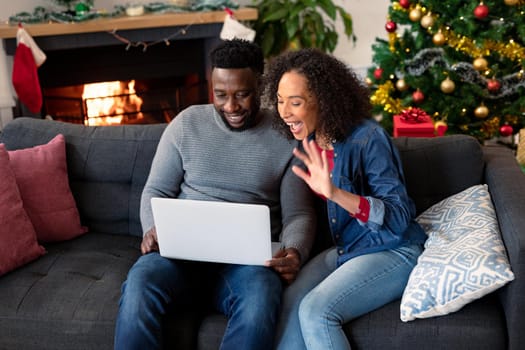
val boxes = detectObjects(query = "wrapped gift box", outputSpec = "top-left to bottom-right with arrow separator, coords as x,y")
393,115 -> 435,137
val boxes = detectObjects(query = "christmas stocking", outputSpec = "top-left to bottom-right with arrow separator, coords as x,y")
12,25 -> 46,113
220,9 -> 256,42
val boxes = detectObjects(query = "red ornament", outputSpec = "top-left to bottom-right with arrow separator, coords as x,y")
373,67 -> 384,80
412,90 -> 425,103
385,21 -> 397,33
500,124 -> 513,137
474,4 -> 489,19
487,79 -> 501,93
399,0 -> 410,9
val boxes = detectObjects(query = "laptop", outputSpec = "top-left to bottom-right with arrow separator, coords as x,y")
151,197 -> 282,265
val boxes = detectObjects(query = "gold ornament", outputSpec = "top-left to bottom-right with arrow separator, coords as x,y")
420,14 -> 435,29
433,32 -> 446,46
474,105 -> 489,119
440,77 -> 455,93
473,57 -> 488,71
395,79 -> 409,91
365,77 -> 373,86
409,8 -> 422,22
504,0 -> 519,5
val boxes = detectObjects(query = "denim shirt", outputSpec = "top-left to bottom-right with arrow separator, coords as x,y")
314,119 -> 427,266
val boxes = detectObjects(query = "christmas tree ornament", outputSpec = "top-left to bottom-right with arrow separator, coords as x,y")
396,78 -> 409,91
432,32 -> 446,46
409,8 -> 422,22
499,124 -> 513,137
385,20 -> 397,33
365,77 -> 373,86
12,24 -> 46,113
412,89 -> 425,103
399,0 -> 410,9
473,57 -> 488,71
440,77 -> 455,93
474,104 -> 489,118
420,14 -> 435,29
504,0 -> 519,6
474,3 -> 490,19
487,78 -> 501,93
374,67 -> 384,80
434,120 -> 448,136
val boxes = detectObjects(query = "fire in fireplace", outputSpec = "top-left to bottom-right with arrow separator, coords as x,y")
42,75 -> 206,126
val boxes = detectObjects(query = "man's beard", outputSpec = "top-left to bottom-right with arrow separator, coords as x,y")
218,104 -> 260,132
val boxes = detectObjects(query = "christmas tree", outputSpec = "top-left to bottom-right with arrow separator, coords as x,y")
367,0 -> 525,142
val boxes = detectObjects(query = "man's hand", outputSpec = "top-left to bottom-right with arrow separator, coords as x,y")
141,227 -> 159,255
265,247 -> 301,285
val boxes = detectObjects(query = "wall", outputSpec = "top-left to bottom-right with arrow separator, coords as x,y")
1,0 -> 390,70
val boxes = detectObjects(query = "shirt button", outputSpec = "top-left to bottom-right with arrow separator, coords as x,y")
329,173 -> 333,178
338,249 -> 344,255
331,218 -> 336,224
334,153 -> 337,157
335,234 -> 340,239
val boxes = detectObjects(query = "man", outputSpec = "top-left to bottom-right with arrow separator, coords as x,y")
114,39 -> 316,350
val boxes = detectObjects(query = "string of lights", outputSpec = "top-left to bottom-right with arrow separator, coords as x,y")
107,22 -> 194,52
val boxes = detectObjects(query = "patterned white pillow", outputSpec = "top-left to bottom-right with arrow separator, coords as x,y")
400,184 -> 514,322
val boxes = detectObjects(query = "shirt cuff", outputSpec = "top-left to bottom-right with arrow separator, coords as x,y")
351,196 -> 370,222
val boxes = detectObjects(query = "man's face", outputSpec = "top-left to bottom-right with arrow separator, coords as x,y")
211,67 -> 260,131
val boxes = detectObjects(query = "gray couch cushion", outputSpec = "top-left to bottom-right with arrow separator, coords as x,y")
0,232 -> 141,349
0,117 -> 167,236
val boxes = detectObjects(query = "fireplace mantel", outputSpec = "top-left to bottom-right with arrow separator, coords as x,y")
0,8 -> 257,39
1,8 -> 257,55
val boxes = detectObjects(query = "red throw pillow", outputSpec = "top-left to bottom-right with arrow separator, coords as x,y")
8,134 -> 88,242
0,145 -> 45,276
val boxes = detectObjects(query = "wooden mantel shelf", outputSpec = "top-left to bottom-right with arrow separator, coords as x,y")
0,7 -> 257,39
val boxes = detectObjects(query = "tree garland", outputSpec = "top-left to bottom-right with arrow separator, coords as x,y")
402,47 -> 525,100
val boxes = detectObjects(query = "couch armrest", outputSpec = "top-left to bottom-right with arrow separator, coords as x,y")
483,145 -> 525,350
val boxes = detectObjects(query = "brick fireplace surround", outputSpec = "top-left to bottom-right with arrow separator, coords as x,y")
0,8 -> 257,124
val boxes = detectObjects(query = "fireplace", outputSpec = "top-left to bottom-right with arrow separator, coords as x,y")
39,41 -> 208,125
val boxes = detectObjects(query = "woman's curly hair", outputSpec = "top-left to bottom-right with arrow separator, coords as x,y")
264,48 -> 372,141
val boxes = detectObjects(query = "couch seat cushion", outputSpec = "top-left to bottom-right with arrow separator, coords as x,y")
190,295 -> 506,350
0,232 -> 141,349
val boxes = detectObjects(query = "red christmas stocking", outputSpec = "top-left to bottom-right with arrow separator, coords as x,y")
12,26 -> 46,113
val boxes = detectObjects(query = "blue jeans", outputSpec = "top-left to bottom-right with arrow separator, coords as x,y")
114,252 -> 282,350
275,243 -> 423,350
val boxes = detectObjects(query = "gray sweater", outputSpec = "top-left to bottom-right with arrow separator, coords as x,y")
140,104 -> 316,262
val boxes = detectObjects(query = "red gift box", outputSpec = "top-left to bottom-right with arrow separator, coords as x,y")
393,115 -> 435,137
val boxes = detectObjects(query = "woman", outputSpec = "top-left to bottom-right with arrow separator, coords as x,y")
265,49 -> 427,349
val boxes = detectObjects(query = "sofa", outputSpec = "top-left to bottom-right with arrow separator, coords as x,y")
0,116 -> 523,350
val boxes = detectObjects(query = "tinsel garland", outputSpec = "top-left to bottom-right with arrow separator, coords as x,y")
403,48 -> 525,100
8,1 -> 239,24
370,81 -> 403,114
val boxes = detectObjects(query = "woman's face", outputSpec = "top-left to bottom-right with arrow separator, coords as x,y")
277,71 -> 319,140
